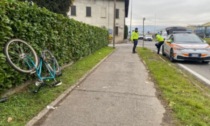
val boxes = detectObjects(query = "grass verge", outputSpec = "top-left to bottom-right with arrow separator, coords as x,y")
204,38 -> 210,44
138,47 -> 210,126
0,47 -> 114,126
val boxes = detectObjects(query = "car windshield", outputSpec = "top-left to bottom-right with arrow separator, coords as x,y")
174,34 -> 204,43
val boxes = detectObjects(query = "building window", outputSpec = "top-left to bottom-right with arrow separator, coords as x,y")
115,26 -> 119,35
71,5 -> 76,16
115,9 -> 119,19
86,7 -> 91,17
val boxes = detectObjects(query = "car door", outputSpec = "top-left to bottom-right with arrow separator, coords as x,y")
164,35 -> 174,55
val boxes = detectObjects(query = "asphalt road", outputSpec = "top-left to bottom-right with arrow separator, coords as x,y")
138,40 -> 210,85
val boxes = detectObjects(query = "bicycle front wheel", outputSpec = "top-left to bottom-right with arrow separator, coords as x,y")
42,50 -> 61,76
4,39 -> 39,73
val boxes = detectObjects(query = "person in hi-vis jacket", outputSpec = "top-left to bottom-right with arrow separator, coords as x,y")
155,33 -> 164,54
131,28 -> 139,53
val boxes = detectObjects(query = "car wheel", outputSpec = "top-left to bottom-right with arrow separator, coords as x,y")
162,45 -> 166,56
169,49 -> 175,62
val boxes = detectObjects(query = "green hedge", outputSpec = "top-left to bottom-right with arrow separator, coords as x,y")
0,1 -> 109,93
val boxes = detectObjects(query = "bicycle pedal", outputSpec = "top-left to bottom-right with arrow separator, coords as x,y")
53,81 -> 62,86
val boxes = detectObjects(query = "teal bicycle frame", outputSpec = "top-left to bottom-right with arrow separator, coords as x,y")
25,55 -> 57,82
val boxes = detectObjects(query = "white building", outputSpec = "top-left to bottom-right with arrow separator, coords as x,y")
67,0 -> 129,43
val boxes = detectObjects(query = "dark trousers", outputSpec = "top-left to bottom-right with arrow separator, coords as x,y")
155,41 -> 164,54
133,40 -> 138,53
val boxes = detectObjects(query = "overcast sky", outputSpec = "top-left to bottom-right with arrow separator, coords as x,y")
125,0 -> 210,27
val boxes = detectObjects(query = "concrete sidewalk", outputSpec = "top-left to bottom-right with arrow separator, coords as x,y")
30,43 -> 165,126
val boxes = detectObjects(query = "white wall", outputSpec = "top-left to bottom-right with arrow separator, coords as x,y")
67,0 -> 125,43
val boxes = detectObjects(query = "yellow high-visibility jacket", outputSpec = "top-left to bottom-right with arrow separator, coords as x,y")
131,31 -> 139,41
156,34 -> 164,42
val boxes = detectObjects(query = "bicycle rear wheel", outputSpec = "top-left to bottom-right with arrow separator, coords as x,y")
41,50 -> 61,76
4,39 -> 38,73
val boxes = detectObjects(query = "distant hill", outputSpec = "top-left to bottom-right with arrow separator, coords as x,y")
128,25 -> 167,34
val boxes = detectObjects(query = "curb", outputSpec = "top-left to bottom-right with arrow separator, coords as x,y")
26,49 -> 116,126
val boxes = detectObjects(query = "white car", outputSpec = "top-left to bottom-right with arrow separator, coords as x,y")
139,35 -> 144,40
144,35 -> 153,41
162,32 -> 210,63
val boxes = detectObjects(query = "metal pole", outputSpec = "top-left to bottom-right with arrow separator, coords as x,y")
143,21 -> 144,47
130,0 -> 132,41
113,0 -> 116,48
154,14 -> 156,33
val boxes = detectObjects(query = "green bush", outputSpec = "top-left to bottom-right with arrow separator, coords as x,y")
0,0 -> 109,93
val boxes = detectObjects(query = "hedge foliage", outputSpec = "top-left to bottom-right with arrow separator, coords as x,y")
0,0 -> 109,93
18,0 -> 73,16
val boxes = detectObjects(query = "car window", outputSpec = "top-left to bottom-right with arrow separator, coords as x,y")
168,35 -> 174,42
174,34 -> 203,43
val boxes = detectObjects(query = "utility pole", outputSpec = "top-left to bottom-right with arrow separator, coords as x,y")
142,17 -> 146,48
129,0 -> 133,41
113,0 -> 116,48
